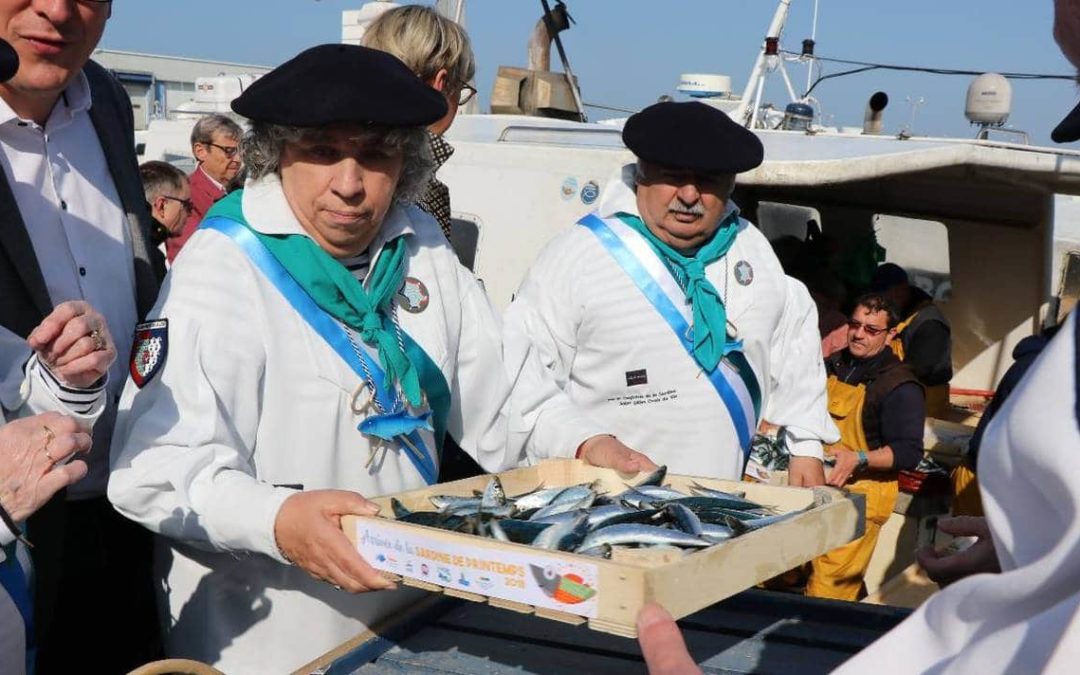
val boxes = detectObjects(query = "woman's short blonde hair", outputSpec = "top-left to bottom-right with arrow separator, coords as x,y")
362,5 -> 476,88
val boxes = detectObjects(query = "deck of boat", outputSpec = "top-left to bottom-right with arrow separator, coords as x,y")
304,589 -> 911,674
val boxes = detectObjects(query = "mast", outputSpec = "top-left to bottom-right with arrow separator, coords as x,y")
734,0 -> 792,127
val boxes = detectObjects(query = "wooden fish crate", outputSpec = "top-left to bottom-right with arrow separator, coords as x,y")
342,459 -> 865,639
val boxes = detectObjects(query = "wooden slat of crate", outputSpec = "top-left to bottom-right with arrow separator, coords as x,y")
344,459 -> 864,639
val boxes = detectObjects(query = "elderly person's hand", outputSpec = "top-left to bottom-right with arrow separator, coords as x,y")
0,412 -> 91,523
274,490 -> 398,593
788,456 -> 826,487
27,301 -> 116,389
637,603 -> 702,675
577,434 -> 659,474
916,516 -> 1000,587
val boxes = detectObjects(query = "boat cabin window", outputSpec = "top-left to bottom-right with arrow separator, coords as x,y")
873,214 -> 952,302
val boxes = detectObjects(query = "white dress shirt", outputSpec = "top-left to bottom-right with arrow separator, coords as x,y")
0,71 -> 138,497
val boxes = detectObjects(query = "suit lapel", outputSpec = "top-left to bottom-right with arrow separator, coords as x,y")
0,172 -> 52,320
85,62 -> 163,318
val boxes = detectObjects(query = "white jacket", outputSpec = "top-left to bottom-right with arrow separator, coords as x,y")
503,165 -> 838,479
107,174 -> 602,673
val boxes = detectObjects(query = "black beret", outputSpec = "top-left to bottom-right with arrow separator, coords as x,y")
1053,99 -> 1080,143
623,101 -> 764,174
232,44 -> 448,128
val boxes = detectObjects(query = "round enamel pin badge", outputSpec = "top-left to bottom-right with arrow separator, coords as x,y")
734,260 -> 754,286
397,277 -> 430,313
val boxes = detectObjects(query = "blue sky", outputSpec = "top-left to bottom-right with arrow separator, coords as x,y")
100,0 -> 1078,145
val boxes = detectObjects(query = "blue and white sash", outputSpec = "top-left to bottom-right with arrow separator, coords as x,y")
579,213 -> 762,459
201,217 -> 440,485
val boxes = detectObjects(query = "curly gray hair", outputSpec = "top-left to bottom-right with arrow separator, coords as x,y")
239,122 -> 434,203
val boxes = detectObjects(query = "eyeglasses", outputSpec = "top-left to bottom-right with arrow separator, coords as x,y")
847,320 -> 889,337
457,83 -> 477,106
161,195 -> 194,212
206,142 -> 240,158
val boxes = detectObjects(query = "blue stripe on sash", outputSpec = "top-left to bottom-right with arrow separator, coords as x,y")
201,217 -> 439,485
579,213 -> 757,459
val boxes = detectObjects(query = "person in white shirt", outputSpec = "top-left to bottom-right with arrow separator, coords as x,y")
503,101 -> 837,484
0,4 -> 164,672
1,300 -> 115,675
108,44 -> 652,673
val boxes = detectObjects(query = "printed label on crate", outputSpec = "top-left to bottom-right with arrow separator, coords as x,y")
355,519 -> 600,618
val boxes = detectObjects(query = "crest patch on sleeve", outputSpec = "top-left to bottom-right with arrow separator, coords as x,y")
129,319 -> 168,388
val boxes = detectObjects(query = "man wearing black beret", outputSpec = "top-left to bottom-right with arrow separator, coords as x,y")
107,44 -> 653,672
505,101 -> 838,485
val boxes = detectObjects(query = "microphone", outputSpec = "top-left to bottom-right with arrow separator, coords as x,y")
0,39 -> 19,83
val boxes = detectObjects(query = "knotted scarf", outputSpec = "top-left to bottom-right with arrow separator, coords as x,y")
617,210 -> 740,373
206,191 -> 423,407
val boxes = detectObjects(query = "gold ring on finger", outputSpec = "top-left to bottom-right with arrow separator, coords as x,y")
43,424 -> 56,446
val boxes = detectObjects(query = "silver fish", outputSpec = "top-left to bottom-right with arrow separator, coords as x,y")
528,491 -> 596,521
576,543 -> 614,559
663,503 -> 704,537
576,524 -> 711,551
689,482 -> 747,500
700,523 -> 735,543
626,485 -> 688,501
532,512 -> 590,551
634,465 -> 668,487
430,495 -> 481,511
510,482 -> 596,512
724,510 -> 800,536
585,504 -> 660,530
481,476 -> 507,509
445,502 -> 516,518
487,518 -> 511,543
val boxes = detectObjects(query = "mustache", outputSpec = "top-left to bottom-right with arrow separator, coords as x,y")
667,200 -> 706,216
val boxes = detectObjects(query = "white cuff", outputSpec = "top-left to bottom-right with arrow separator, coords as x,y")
23,354 -> 107,422
197,475 -> 298,564
784,428 -> 825,462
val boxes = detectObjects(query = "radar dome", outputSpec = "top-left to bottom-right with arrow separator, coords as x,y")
965,73 -> 1012,126
677,74 -> 733,99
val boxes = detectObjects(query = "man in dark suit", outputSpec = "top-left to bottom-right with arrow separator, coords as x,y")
0,2 -> 163,672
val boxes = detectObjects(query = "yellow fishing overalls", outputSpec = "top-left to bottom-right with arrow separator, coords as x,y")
806,376 -> 900,601
891,313 -> 949,418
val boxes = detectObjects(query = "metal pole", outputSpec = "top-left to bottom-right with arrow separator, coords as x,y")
806,0 -> 820,95
540,0 -> 587,122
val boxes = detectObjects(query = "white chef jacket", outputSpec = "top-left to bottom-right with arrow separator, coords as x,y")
503,164 -> 838,479
835,311 -> 1080,673
0,326 -> 106,675
107,174 -> 603,673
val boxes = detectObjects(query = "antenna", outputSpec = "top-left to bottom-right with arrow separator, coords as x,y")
900,95 -> 926,137
805,0 -> 819,94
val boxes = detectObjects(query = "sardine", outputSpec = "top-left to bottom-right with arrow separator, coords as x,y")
663,503 -> 704,537
689,482 -> 747,500
700,523 -> 735,543
724,510 -> 800,536
487,518 -> 511,543
430,495 -> 481,511
625,485 -> 687,501
390,498 -> 413,519
510,482 -> 598,512
634,465 -> 668,487
576,524 -> 711,551
661,495 -> 775,514
532,512 -> 590,551
496,519 -> 553,545
481,476 -> 508,509
585,504 -> 661,530
528,491 -> 597,521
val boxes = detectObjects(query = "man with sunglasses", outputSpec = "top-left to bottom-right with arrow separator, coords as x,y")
0,1 -> 165,672
805,293 -> 925,600
167,113 -> 243,263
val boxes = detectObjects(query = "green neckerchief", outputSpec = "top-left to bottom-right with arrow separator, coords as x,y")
206,191 -> 423,407
616,211 -> 740,373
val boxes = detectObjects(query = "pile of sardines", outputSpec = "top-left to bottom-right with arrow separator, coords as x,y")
389,466 -> 808,558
